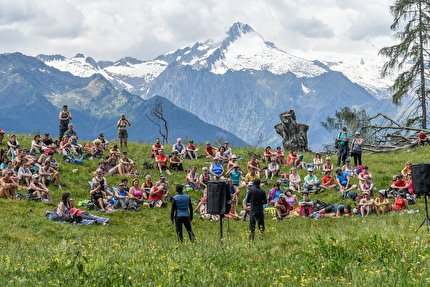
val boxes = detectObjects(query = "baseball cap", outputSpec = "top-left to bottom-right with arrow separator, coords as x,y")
213,157 -> 219,161
202,167 -> 208,171
298,154 -> 304,159
160,174 -> 166,179
279,193 -> 287,199
232,154 -> 237,159
117,182 -> 124,187
345,158 -> 350,162
32,174 -> 40,179
335,168 -> 342,173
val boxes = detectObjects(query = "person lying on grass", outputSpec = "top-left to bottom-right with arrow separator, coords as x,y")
90,181 -> 113,213
317,204 -> 352,218
28,174 -> 51,202
0,169 -> 18,199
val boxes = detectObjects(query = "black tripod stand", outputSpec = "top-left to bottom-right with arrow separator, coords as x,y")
415,195 -> 430,233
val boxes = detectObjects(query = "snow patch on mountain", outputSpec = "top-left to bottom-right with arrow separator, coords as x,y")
301,83 -> 311,94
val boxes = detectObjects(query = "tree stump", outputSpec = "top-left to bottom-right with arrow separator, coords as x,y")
275,109 -> 310,152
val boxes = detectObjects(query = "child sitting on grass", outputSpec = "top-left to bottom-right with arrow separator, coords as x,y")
193,193 -> 208,219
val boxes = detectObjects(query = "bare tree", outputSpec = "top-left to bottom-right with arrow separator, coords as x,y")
146,100 -> 169,145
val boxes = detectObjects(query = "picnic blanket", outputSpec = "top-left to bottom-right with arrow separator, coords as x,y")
46,211 -> 110,226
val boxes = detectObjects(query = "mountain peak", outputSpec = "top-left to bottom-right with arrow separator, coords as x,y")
226,22 -> 255,40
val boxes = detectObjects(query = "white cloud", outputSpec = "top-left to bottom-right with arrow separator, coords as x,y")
0,0 -> 396,61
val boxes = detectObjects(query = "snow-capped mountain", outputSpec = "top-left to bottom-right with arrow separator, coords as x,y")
38,22 -> 397,149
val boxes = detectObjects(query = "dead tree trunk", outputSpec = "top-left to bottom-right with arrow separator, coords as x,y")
275,109 -> 310,152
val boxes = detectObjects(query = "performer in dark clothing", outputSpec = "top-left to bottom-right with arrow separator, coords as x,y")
246,178 -> 267,240
171,184 -> 195,242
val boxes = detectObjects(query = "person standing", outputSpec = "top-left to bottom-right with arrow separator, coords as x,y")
350,131 -> 363,166
59,105 -> 72,140
171,184 -> 194,243
117,114 -> 131,149
246,178 -> 267,240
337,127 -> 350,167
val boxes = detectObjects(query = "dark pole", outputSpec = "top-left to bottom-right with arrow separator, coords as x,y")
220,214 -> 223,239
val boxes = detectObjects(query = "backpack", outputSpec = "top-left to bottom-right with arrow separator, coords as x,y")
313,199 -> 330,212
334,133 -> 340,149
406,194 -> 416,205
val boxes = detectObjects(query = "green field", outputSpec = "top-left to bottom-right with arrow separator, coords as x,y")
1,134 -> 430,286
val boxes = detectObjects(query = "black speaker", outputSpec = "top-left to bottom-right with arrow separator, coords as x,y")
411,163 -> 430,194
207,180 -> 231,215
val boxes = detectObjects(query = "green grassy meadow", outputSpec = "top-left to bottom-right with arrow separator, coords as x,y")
1,134 -> 430,286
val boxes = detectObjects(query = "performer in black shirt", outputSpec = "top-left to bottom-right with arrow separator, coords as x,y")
246,178 -> 267,240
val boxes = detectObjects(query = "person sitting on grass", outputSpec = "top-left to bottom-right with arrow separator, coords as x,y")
0,169 -> 18,199
335,168 -> 357,194
148,185 -> 165,208
92,169 -> 112,197
156,174 -> 171,201
268,182 -> 283,205
30,134 -> 43,154
295,154 -> 307,169
172,138 -> 186,158
390,174 -> 409,196
193,193 -> 208,219
18,161 -> 32,186
199,167 -> 212,190
227,202 -> 241,220
98,133 -> 109,150
285,190 -> 299,213
298,191 -> 313,217
418,131 -> 429,147
358,166 -> 372,187
274,146 -> 285,165
226,162 -> 244,187
56,192 -> 74,222
240,182 -> 253,221
0,128 -> 5,146
204,141 -> 218,159
247,155 -> 261,177
155,149 -> 173,175
63,123 -> 78,140
263,146 -> 275,163
313,152 -> 323,170
322,157 -> 334,175
392,191 -> 410,212
149,138 -> 163,158
227,154 -> 239,171
288,167 -> 301,192
401,161 -> 412,178
119,151 -> 136,176
128,178 -> 148,207
7,134 -> 21,160
265,157 -> 280,180
110,144 -> 121,158
286,149 -> 298,167
275,193 -> 293,221
245,166 -> 259,185
169,151 -> 184,172
303,168 -> 318,192
47,151 -> 59,170
186,139 -> 199,160
358,192 -> 374,216
69,136 -> 82,155
186,166 -> 200,190
113,182 -> 131,210
356,175 -> 374,200
141,174 -> 153,199
90,181 -> 112,213
92,139 -> 104,158
341,158 -> 354,177
228,178 -> 240,206
318,204 -> 352,218
28,174 -> 51,202
320,170 -> 336,191
40,160 -> 62,189
210,157 -> 225,180
223,141 -> 233,160
42,133 -> 58,153
374,190 -> 390,215
59,136 -> 72,156
216,146 -> 227,165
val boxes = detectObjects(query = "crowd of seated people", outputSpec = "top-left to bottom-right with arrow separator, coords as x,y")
0,124 -> 421,222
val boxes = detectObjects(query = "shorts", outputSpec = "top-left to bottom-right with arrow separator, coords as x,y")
45,179 -> 51,185
118,129 -> 128,138
160,165 -> 168,171
149,200 -> 162,207
341,184 -> 352,189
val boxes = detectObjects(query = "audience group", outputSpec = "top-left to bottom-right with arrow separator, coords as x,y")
0,115 -> 421,233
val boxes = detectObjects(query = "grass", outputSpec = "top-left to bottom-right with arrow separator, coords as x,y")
1,133 -> 430,286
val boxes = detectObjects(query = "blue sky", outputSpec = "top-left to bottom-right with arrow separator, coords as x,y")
0,0 -> 395,61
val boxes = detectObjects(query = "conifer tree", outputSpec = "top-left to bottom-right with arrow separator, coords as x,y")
379,0 -> 430,129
